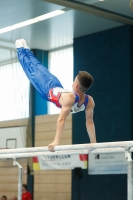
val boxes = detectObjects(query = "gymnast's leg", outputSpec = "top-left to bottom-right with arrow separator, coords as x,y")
15,39 -> 63,100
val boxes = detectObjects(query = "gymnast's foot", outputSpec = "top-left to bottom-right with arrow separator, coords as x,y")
15,39 -> 23,48
22,39 -> 30,49
48,141 -> 59,152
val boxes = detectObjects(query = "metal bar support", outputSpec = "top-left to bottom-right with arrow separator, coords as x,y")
125,151 -> 133,200
13,159 -> 23,200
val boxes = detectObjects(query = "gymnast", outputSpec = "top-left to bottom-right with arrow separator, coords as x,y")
15,39 -> 96,151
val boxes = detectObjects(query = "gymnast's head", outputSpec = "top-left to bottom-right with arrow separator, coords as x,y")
72,71 -> 93,93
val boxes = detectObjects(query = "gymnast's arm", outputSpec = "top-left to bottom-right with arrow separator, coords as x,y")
85,97 -> 97,143
48,93 -> 75,151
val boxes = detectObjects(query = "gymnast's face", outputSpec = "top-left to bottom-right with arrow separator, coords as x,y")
72,76 -> 79,91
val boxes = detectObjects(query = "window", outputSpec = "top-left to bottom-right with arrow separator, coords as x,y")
48,46 -> 73,114
0,62 -> 30,121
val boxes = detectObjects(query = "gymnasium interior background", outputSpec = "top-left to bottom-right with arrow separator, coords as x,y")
0,0 -> 133,200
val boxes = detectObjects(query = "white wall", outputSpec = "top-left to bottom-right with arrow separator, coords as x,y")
0,126 -> 27,148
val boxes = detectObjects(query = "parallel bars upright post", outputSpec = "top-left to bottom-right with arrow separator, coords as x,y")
13,159 -> 22,200
125,151 -> 133,200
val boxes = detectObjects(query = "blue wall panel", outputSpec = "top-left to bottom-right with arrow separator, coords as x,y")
72,25 -> 132,200
32,49 -> 48,115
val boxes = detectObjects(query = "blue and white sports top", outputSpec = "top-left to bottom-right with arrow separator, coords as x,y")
48,87 -> 89,113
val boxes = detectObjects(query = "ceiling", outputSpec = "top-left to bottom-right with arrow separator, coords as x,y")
0,0 -> 133,65
75,0 -> 133,17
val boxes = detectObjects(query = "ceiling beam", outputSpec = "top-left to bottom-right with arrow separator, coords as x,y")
43,0 -> 133,25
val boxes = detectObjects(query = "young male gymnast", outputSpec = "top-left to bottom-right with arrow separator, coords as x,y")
15,39 -> 96,151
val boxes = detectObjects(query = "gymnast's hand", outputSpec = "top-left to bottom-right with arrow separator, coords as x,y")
48,141 -> 59,152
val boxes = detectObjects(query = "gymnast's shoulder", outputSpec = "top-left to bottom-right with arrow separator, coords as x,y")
60,92 -> 75,105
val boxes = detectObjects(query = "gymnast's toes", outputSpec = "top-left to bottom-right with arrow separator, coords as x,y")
22,39 -> 29,49
15,39 -> 23,48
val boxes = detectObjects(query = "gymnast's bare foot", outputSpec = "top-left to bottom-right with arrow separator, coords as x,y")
48,141 -> 59,152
